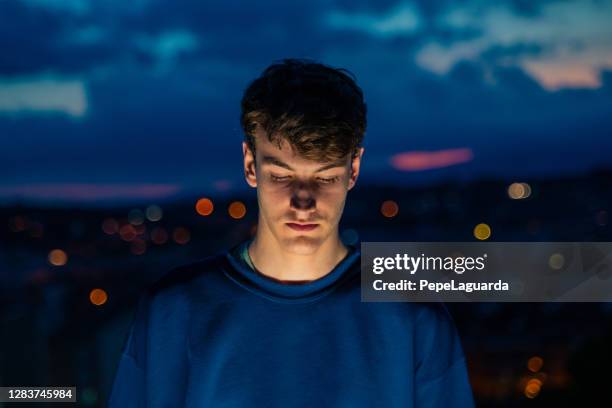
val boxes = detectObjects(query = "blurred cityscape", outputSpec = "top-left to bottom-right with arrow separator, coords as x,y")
1,169 -> 611,407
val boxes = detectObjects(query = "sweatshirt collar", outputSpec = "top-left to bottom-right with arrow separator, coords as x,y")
221,238 -> 360,304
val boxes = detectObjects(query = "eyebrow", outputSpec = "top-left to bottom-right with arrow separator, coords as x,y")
261,155 -> 346,172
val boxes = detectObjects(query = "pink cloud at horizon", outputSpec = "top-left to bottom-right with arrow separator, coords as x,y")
0,183 -> 183,201
390,148 -> 474,171
213,179 -> 233,192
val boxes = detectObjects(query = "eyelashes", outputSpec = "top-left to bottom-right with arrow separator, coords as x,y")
317,176 -> 340,184
270,175 -> 340,184
270,175 -> 290,182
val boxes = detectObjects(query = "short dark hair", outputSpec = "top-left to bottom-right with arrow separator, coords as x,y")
240,58 -> 367,163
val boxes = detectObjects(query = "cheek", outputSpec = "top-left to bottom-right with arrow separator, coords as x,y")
257,183 -> 289,212
317,187 -> 348,214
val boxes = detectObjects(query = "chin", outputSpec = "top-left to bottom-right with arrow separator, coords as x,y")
280,234 -> 324,255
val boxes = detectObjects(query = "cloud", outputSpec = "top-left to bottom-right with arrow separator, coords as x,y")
0,0 -> 611,196
20,0 -> 153,15
522,55 -> 612,91
414,0 -> 612,90
0,183 -> 182,202
415,39 -> 488,74
62,25 -> 108,45
390,148 -> 474,171
21,0 -> 91,15
324,2 -> 421,37
0,2 -> 118,75
133,29 -> 200,73
0,76 -> 87,117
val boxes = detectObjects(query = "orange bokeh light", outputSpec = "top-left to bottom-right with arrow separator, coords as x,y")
527,356 -> 544,372
89,288 -> 108,306
524,378 -> 542,399
381,200 -> 399,218
196,198 -> 214,216
228,201 -> 247,219
48,249 -> 68,266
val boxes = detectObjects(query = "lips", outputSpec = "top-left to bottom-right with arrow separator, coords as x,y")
286,223 -> 319,231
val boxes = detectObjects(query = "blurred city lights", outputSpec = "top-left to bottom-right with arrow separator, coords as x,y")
381,200 -> 399,218
8,215 -> 26,232
133,224 -> 146,235
524,378 -> 543,399
119,224 -> 137,241
128,209 -> 145,225
508,182 -> 532,199
196,198 -> 214,216
548,253 -> 565,270
89,288 -> 108,306
474,223 -> 491,240
102,218 -> 119,235
341,228 -> 359,246
173,227 -> 191,244
48,249 -> 68,266
151,226 -> 168,245
228,201 -> 247,219
528,356 -> 544,372
145,204 -> 163,222
130,238 -> 147,255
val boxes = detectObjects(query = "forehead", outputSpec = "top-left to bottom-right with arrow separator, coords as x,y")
254,130 -> 349,171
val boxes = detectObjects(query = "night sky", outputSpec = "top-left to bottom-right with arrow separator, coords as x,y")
1,0 -> 611,204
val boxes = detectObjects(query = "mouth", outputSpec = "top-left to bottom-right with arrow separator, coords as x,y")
286,223 -> 319,232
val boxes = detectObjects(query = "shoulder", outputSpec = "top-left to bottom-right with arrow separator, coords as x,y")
129,253 -> 229,328
148,253 -> 224,294
136,252 -> 229,311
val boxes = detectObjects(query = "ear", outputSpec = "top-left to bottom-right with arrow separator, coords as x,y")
348,147 -> 364,191
243,141 -> 257,188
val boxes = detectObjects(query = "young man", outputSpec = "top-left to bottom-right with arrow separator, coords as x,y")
108,59 -> 475,407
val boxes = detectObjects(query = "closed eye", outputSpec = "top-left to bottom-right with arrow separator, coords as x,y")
270,174 -> 340,184
270,175 -> 291,182
317,176 -> 340,184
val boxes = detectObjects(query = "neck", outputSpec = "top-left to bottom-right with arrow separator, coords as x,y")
247,221 -> 349,283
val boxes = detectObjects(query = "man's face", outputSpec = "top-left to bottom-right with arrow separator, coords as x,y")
243,129 -> 364,255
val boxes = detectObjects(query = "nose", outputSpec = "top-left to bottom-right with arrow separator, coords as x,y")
290,182 -> 317,216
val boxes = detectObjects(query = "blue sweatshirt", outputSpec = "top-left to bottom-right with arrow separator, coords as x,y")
108,238 -> 475,407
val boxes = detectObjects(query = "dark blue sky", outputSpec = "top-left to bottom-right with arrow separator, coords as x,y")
1,0 -> 611,204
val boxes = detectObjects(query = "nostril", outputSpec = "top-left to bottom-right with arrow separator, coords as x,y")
290,196 -> 315,210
